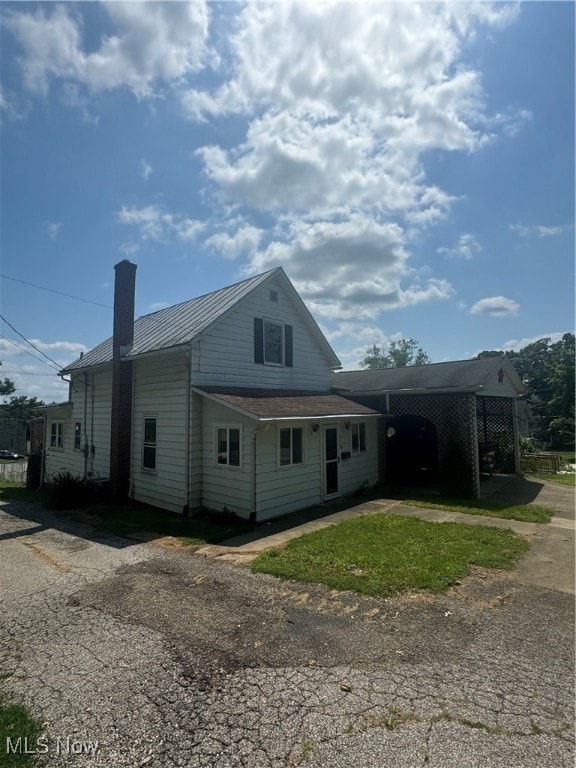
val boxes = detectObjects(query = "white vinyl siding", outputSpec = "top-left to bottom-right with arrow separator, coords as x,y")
44,368 -> 112,483
131,353 -> 189,514
201,400 -> 253,519
339,419 -> 379,493
255,421 -> 322,522
190,277 -> 333,390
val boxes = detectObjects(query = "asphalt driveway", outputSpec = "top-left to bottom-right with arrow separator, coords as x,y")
0,479 -> 574,767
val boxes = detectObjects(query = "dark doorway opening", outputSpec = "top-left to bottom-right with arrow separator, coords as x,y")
385,415 -> 439,486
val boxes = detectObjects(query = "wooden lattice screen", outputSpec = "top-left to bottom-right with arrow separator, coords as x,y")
388,392 -> 479,496
476,396 -> 516,473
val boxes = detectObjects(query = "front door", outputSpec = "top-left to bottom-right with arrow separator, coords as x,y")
324,426 -> 339,497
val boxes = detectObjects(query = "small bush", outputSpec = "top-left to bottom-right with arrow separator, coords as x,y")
47,471 -> 90,510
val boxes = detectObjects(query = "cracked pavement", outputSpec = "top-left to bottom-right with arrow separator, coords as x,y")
0,495 -> 574,767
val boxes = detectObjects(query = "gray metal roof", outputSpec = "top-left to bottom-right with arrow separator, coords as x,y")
61,267 -> 341,373
332,357 -> 525,394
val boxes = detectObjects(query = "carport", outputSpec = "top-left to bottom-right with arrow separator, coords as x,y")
333,357 -> 526,498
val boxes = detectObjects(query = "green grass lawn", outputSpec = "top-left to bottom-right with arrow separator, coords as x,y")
252,513 -> 530,598
396,494 -> 553,523
527,472 -> 575,487
0,482 -> 251,546
0,697 -> 44,767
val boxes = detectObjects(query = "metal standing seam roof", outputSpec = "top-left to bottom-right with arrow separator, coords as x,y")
193,387 -> 381,420
62,267 -> 340,373
332,357 -> 525,394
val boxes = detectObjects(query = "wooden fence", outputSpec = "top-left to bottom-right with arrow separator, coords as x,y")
0,459 -> 28,484
521,453 -> 562,473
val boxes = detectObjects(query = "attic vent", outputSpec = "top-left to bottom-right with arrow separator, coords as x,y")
269,289 -> 278,303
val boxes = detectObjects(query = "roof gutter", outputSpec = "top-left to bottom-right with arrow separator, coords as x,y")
333,385 -> 483,396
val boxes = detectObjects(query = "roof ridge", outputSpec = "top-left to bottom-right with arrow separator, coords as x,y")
137,267 -> 281,320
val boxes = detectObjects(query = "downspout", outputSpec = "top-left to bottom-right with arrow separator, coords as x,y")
90,374 -> 96,476
83,374 -> 88,480
183,346 -> 192,517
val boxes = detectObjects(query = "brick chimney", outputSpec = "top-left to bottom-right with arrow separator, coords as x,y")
109,259 -> 137,500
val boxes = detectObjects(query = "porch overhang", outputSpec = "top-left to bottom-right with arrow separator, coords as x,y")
191,386 -> 380,422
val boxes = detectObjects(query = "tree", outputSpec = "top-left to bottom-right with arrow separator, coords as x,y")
0,363 -> 16,398
1,395 -> 45,424
360,339 -> 431,369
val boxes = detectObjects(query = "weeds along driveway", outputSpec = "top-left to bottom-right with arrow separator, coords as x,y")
0,496 -> 574,768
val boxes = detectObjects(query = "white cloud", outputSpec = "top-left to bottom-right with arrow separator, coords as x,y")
190,2 -> 518,322
437,233 -> 482,260
470,296 -> 519,317
501,331 -> 569,352
510,223 -> 569,238
245,214 -> 453,320
117,205 -> 204,244
5,2 -> 209,98
0,337 -> 89,402
45,220 -> 62,239
205,225 -> 263,260
141,159 -> 153,181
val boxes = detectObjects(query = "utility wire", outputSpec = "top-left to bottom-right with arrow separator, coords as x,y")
1,337 -> 62,372
1,273 -> 112,309
0,314 -> 65,370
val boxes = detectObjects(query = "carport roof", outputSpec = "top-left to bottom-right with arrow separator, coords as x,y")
192,387 -> 380,421
332,357 -> 525,395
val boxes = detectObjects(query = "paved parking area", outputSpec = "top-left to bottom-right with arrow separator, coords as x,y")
0,479 -> 574,767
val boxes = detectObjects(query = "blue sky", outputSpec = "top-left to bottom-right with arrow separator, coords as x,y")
1,1 -> 574,403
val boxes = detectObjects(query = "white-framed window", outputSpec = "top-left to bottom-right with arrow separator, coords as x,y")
142,417 -> 157,471
216,426 -> 241,467
351,422 -> 367,453
279,427 -> 304,467
254,318 -> 293,367
74,421 -> 82,451
264,319 -> 283,365
50,421 -> 64,449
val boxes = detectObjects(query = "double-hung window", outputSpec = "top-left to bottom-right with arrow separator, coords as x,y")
279,427 -> 303,466
264,320 -> 283,364
351,422 -> 366,453
254,318 -> 293,367
50,421 -> 64,449
142,417 -> 157,470
74,421 -> 82,451
217,427 -> 241,467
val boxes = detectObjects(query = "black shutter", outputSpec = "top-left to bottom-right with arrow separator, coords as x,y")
254,317 -> 264,364
284,324 -> 293,367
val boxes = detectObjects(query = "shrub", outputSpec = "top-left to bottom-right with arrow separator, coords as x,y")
47,471 -> 90,510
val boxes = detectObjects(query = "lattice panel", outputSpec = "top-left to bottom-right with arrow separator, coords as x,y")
476,396 -> 516,473
388,393 -> 479,496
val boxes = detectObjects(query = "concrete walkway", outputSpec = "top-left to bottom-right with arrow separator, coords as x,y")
197,475 -> 575,594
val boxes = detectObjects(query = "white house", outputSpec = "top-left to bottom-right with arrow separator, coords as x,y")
41,261 -> 379,521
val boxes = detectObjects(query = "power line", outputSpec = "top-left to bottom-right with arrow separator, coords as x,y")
0,314 -> 65,370
0,337 -> 62,371
0,370 -> 59,376
1,273 -> 112,309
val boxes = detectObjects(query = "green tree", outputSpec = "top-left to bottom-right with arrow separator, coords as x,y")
360,339 -> 431,369
0,363 -> 16,398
